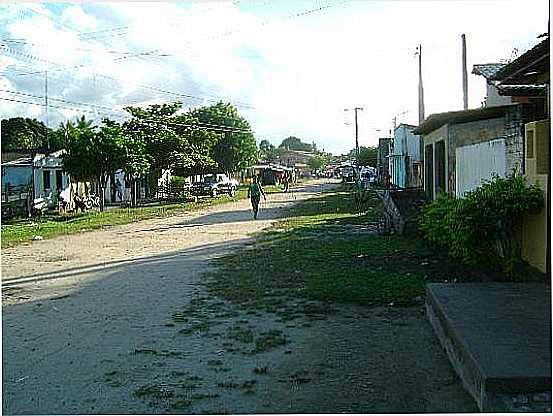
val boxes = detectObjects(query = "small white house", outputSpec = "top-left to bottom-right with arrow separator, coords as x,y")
33,150 -> 71,207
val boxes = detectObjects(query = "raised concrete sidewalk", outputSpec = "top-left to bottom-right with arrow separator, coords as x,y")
426,283 -> 551,412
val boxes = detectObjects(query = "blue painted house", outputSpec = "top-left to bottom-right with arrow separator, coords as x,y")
389,124 -> 423,188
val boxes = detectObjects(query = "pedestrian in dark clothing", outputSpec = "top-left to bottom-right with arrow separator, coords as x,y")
247,176 -> 266,219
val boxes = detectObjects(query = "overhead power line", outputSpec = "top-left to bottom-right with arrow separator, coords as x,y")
0,94 -> 253,134
0,96 -> 124,118
0,45 -> 255,109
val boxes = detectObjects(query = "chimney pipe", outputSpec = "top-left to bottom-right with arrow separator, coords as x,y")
462,34 -> 468,110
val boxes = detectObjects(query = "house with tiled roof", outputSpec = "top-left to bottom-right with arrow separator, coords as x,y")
472,63 -> 511,107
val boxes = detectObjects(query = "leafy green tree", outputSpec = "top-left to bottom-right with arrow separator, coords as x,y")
308,154 -> 329,171
125,102 -> 189,195
61,118 -> 98,183
259,139 -> 278,162
190,102 -> 257,174
170,112 -> 219,176
278,136 -> 313,152
355,146 -> 378,167
1,117 -> 54,151
63,117 -> 125,211
124,102 -> 221,194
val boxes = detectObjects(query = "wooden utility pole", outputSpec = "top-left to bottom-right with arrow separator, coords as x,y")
344,107 -> 363,159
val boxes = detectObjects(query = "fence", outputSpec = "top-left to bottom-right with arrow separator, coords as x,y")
1,185 -> 32,219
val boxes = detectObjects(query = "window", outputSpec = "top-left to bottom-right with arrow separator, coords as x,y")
43,170 -> 51,189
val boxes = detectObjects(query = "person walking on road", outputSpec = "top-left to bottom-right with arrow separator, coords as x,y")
248,176 -> 266,220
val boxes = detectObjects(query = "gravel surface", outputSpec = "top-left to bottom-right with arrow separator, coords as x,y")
2,180 -> 477,414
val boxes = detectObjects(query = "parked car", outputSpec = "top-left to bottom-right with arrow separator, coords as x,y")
191,174 -> 239,197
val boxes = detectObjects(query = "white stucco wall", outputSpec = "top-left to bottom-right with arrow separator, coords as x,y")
455,138 -> 507,197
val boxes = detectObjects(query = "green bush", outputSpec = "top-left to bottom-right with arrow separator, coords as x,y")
170,175 -> 186,187
419,174 -> 544,276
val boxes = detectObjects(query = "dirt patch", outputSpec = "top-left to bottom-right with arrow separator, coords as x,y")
2,180 -> 477,414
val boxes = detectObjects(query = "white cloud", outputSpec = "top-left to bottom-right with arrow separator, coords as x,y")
0,0 -> 548,154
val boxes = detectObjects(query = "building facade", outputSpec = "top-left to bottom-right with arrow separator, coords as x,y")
389,124 -> 423,188
414,104 -> 525,200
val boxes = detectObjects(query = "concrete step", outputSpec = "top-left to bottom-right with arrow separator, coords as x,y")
425,283 -> 551,412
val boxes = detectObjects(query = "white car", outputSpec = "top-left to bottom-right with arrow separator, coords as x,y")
191,174 -> 239,197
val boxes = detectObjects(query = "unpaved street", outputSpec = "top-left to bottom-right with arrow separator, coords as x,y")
2,180 -> 476,414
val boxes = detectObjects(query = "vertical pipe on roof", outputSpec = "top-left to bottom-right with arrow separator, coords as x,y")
462,34 -> 469,110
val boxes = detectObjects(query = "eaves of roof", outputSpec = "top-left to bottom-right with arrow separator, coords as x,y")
497,84 -> 547,96
2,157 -> 33,167
490,37 -> 550,83
472,63 -> 505,79
413,104 -> 519,135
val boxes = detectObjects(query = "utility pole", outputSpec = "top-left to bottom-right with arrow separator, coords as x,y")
416,45 -> 425,124
344,107 -> 363,159
461,34 -> 468,110
44,70 -> 50,150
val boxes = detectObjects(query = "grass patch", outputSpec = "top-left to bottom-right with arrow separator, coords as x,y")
254,329 -> 287,352
208,185 -> 431,307
226,324 -> 254,344
1,184 -> 280,248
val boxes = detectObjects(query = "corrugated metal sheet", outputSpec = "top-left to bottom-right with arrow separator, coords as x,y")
455,138 -> 506,197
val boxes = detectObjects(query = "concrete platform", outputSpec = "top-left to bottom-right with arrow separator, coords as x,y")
426,283 -> 552,412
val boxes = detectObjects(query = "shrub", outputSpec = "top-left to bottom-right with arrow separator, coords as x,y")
419,174 -> 544,276
170,175 -> 186,188
418,192 -> 458,248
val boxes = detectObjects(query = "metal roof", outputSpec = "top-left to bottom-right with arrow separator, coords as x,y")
413,104 -> 519,135
1,157 -> 33,167
472,63 -> 505,79
490,37 -> 550,84
497,84 -> 547,96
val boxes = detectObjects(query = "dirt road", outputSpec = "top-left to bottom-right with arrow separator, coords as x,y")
2,179 -> 477,414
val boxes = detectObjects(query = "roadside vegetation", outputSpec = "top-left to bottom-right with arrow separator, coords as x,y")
209,186 -> 432,308
419,174 -> 545,279
1,184 -> 280,248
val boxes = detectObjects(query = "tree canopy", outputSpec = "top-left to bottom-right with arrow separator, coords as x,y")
308,154 -> 329,171
278,136 -> 314,152
258,139 -> 279,162
1,117 -> 54,152
62,117 -> 126,210
191,102 -> 258,174
351,146 -> 378,167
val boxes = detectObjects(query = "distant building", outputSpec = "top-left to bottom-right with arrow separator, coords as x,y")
1,149 -> 71,217
276,149 -> 314,167
414,104 -> 527,200
389,124 -> 423,188
376,137 -> 392,185
472,63 -> 513,107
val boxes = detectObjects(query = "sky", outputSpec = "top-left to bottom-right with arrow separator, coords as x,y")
0,0 -> 549,155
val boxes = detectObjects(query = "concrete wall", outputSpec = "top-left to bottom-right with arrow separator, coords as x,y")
455,139 -> 507,197
486,83 -> 512,107
522,120 -> 549,274
422,124 -> 448,199
2,165 -> 32,190
448,106 -> 523,197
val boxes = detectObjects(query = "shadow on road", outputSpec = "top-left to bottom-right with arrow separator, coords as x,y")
2,240 -> 248,287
